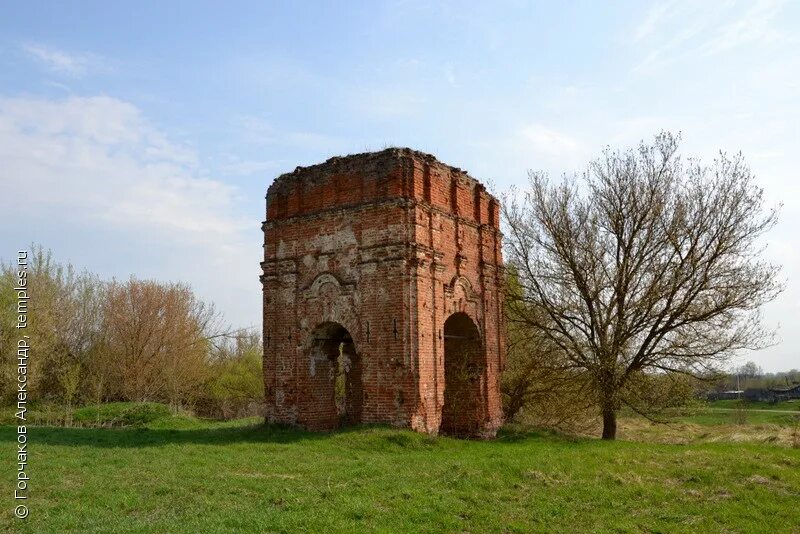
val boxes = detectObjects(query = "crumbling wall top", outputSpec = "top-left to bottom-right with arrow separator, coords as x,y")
265,147 -> 499,227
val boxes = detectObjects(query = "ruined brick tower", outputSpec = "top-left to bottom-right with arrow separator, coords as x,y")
261,148 -> 504,437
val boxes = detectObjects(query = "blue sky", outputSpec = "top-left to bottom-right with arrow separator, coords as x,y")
1,1 -> 798,371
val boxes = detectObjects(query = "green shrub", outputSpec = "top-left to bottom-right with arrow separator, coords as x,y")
197,348 -> 263,419
73,402 -> 171,426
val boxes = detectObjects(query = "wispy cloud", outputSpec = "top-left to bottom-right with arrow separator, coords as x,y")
349,87 -> 427,120
520,125 -> 582,157
22,42 -> 106,78
633,1 -> 676,42
232,115 -> 349,153
219,155 -> 279,176
698,0 -> 789,55
631,0 -> 791,73
232,115 -> 276,145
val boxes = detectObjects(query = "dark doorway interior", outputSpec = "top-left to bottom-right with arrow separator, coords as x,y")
440,313 -> 485,436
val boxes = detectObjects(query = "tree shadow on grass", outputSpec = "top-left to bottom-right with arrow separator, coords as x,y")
0,422 -> 331,448
494,423 -> 597,446
0,422 -> 458,449
0,421 -> 566,449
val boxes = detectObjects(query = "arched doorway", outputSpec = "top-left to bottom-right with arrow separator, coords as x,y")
440,313 -> 485,436
307,322 -> 362,430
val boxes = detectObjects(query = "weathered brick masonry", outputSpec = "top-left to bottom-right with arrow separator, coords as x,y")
261,148 -> 505,437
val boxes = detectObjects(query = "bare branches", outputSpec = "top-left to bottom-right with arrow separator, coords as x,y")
502,132 -> 783,439
100,278 -> 225,405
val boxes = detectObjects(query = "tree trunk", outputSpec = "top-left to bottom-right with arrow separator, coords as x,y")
601,407 -> 617,440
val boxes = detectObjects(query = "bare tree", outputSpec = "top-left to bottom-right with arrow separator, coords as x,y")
503,132 -> 782,439
100,278 -> 222,407
738,361 -> 763,380
735,360 -> 764,390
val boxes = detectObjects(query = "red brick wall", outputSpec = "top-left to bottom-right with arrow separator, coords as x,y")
261,148 -> 504,437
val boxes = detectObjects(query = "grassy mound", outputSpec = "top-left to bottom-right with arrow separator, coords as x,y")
0,401 -> 214,428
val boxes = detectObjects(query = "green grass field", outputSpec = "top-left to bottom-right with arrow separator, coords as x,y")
2,408 -> 800,533
706,399 -> 800,411
673,399 -> 800,426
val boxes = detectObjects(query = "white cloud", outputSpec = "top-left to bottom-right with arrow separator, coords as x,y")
520,125 -> 582,157
43,80 -> 72,93
444,63 -> 457,87
0,95 -> 264,328
0,95 -> 249,255
22,43 -> 106,78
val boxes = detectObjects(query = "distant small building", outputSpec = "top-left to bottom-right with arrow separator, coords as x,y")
707,384 -> 800,403
743,388 -> 772,402
707,390 -> 744,401
768,383 -> 800,402
739,384 -> 800,403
